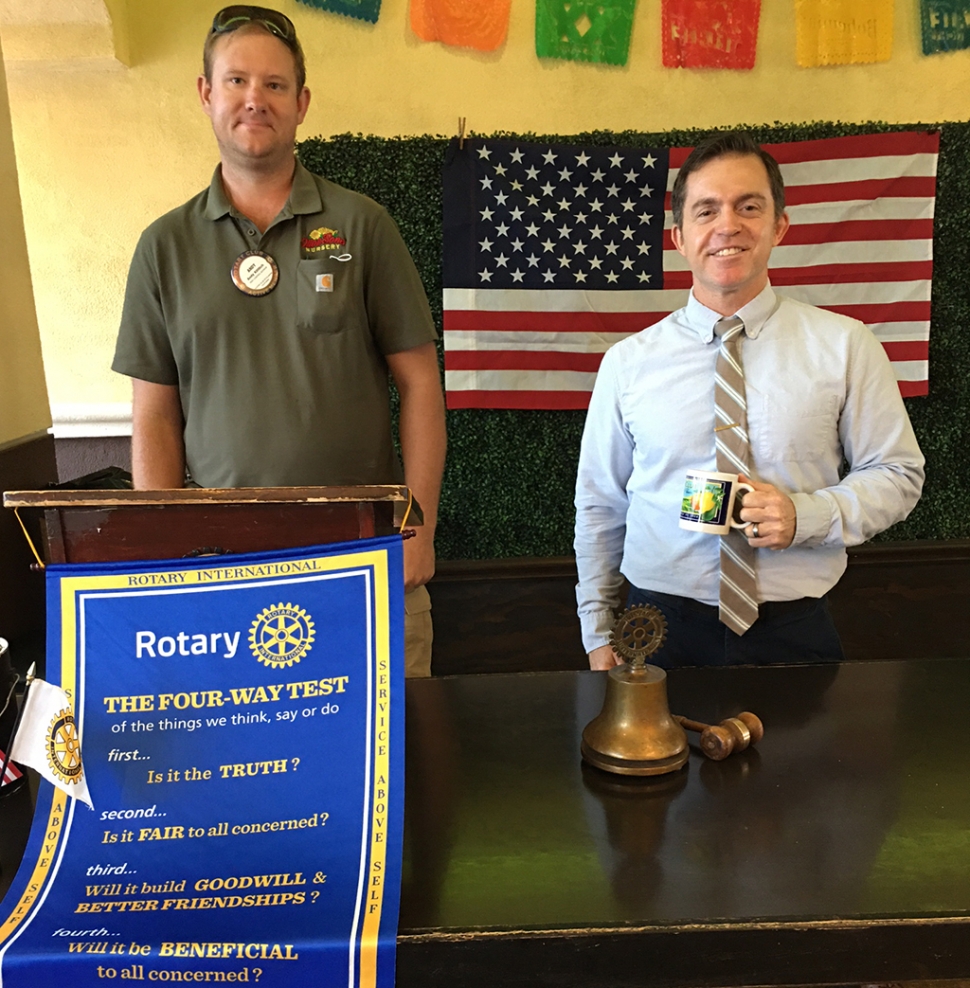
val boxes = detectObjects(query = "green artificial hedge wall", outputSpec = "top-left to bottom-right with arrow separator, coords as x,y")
297,122 -> 970,560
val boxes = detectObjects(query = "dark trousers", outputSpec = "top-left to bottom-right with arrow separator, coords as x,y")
626,586 -> 845,667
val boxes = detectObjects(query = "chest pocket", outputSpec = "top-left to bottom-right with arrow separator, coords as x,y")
754,390 -> 843,462
297,258 -> 347,335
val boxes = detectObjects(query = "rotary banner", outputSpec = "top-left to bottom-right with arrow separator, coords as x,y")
0,536 -> 405,987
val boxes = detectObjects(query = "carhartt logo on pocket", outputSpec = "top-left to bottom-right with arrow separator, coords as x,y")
315,274 -> 334,293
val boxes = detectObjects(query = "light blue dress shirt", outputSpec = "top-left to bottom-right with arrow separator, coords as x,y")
574,284 -> 925,653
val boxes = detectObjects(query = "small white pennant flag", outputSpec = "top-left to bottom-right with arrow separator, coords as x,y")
9,678 -> 93,808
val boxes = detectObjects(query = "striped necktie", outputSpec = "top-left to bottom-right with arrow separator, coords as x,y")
714,316 -> 759,635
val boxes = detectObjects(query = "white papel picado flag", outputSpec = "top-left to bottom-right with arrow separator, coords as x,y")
10,678 -> 93,808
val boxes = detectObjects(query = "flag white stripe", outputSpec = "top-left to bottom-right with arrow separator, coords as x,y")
445,369 -> 599,391
445,281 -> 933,312
892,360 -> 929,382
778,154 -> 939,187
444,288 -> 688,312
868,321 -> 930,341
443,324 -> 930,351
784,198 -> 937,224
664,239 -> 932,271
444,330 -> 636,351
446,363 -> 929,393
664,198 -> 936,229
667,153 -> 938,188
779,282 -> 932,305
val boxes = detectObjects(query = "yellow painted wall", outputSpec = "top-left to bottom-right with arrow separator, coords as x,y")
1,0 -> 969,411
0,31 -> 50,447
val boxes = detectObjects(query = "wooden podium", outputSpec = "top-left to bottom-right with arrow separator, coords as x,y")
2,486 -> 417,565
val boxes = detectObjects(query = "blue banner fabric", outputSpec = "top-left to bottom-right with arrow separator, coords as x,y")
0,536 -> 405,988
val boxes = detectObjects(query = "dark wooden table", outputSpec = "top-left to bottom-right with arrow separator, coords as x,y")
3,659 -> 969,986
398,660 -> 970,987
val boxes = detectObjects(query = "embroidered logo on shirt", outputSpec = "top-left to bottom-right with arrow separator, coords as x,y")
302,226 -> 347,253
315,273 -> 334,293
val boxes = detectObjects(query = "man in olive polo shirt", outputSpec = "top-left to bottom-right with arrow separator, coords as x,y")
112,6 -> 446,677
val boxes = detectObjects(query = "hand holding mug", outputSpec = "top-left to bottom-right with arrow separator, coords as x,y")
735,474 -> 796,550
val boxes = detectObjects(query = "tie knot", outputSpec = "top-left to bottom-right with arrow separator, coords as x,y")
715,316 -> 745,342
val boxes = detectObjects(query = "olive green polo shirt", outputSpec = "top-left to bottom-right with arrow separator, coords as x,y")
113,162 -> 437,488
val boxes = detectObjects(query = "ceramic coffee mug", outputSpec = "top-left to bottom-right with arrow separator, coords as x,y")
679,470 -> 754,535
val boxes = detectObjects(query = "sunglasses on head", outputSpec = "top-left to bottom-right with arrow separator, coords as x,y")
210,5 -> 297,48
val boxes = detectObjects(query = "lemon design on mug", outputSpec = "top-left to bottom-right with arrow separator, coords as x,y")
690,490 -> 717,515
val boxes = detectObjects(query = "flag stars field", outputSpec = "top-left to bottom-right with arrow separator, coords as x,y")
463,141 -> 664,290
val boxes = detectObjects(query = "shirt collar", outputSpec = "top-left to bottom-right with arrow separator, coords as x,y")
203,160 -> 324,221
684,283 -> 779,343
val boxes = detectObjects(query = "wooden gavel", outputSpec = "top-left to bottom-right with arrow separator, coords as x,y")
673,712 -> 764,761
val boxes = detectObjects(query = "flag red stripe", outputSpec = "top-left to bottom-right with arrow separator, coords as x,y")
661,219 -> 935,249
444,310 -> 668,333
778,219 -> 936,245
446,350 -> 606,372
669,132 -> 939,169
784,176 -> 937,205
447,380 -> 928,407
761,131 -> 939,163
663,261 -> 933,289
769,261 -> 933,285
823,301 -> 931,323
880,341 -> 929,362
447,390 -> 593,410
663,176 -> 936,210
669,147 -> 692,168
446,343 -> 928,371
898,380 -> 929,397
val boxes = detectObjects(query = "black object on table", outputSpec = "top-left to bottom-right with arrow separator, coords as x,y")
398,660 -> 970,987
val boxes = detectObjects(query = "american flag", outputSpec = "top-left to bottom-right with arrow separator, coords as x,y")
442,131 -> 939,408
0,748 -> 23,786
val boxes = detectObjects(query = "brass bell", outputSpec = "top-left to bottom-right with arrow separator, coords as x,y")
581,606 -> 688,777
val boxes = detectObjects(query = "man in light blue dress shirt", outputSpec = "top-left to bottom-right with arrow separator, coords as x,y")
574,133 -> 925,669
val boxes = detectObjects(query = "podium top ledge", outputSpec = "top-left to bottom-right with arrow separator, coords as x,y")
3,486 -> 413,509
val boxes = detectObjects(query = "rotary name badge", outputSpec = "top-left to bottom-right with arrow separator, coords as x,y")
231,249 -> 279,297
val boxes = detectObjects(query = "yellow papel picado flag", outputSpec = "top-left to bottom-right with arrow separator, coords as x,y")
9,678 -> 93,808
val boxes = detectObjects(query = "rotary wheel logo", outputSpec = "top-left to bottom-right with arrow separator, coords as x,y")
249,603 -> 315,668
47,709 -> 84,784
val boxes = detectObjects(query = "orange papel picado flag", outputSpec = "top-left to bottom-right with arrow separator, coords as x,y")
410,0 -> 511,51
